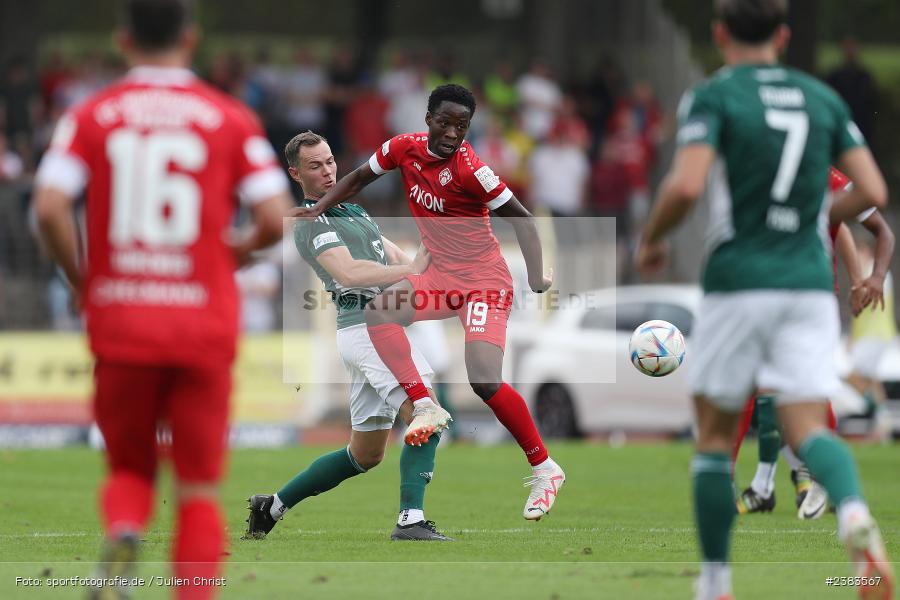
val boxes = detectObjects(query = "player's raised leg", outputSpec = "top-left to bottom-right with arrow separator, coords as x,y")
465,341 -> 564,520
366,280 -> 452,445
780,402 -> 894,598
692,395 -> 742,600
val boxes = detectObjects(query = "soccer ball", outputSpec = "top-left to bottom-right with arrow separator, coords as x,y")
628,320 -> 686,377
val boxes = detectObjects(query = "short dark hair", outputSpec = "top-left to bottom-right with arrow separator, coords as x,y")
121,0 -> 194,52
427,83 -> 476,116
716,0 -> 787,44
284,130 -> 328,169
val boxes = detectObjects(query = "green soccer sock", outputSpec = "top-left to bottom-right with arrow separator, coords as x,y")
755,395 -> 781,464
277,446 -> 366,509
692,452 -> 736,562
798,431 -> 864,507
399,432 -> 440,511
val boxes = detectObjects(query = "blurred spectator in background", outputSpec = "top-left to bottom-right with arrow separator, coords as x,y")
344,77 -> 389,162
39,51 -> 71,115
504,112 -> 537,207
55,52 -> 111,110
552,96 -> 590,152
516,58 -> 561,141
826,36 -> 877,144
283,48 -> 327,142
206,52 -> 244,97
378,50 -> 418,99
0,133 -> 24,182
236,259 -> 281,333
1,56 -> 38,170
577,56 -> 621,156
591,139 -> 632,281
528,124 -> 589,218
484,61 -> 519,126
608,80 -> 666,168
425,52 -> 471,90
607,109 -> 652,243
344,77 -> 396,204
242,47 -> 282,133
324,47 -> 362,159
386,62 -> 428,135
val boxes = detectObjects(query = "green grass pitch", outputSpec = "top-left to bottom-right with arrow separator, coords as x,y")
0,442 -> 896,599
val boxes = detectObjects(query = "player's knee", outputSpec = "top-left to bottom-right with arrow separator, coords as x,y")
356,450 -> 384,470
471,380 -> 501,401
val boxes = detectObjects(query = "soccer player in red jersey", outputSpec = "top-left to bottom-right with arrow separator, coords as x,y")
733,166 -> 894,519
32,1 -> 291,597
290,84 -> 564,520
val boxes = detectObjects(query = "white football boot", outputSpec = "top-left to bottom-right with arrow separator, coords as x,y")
841,512 -> 895,600
403,402 -> 452,446
522,460 -> 566,520
798,481 -> 829,520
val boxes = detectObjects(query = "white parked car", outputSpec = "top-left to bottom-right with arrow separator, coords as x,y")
512,284 -> 702,437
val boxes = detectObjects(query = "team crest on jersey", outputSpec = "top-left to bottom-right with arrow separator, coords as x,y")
439,167 -> 452,186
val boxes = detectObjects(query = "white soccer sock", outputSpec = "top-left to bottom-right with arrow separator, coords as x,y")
398,508 -> 424,526
781,445 -> 804,471
699,562 -> 732,599
412,398 -> 435,409
532,456 -> 557,472
836,497 -> 871,541
750,462 -> 777,498
270,493 -> 287,521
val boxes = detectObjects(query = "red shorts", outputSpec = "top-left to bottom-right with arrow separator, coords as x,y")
93,360 -> 232,483
405,265 -> 513,349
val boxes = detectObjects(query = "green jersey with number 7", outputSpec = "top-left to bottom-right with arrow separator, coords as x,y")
677,64 -> 866,293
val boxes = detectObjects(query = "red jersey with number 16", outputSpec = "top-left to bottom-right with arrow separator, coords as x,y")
35,66 -> 288,367
369,134 -> 513,283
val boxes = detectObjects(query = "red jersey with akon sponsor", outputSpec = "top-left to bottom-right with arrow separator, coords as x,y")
35,66 -> 288,366
369,134 -> 514,283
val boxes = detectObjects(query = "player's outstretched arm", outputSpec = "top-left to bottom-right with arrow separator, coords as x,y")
288,163 -> 380,219
856,210 -> 895,311
34,186 -> 81,294
382,237 -> 429,268
637,144 -> 715,275
832,146 -> 887,223
492,196 -> 552,293
834,223 -> 866,314
316,245 -> 429,289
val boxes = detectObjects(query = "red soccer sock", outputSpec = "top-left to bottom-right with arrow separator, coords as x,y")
367,323 -> 429,401
173,498 -> 224,600
100,471 -> 154,537
484,383 -> 548,466
827,402 -> 837,431
732,396 -> 756,475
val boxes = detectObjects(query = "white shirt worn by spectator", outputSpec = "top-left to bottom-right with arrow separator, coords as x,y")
529,143 -> 589,216
0,151 -> 23,181
283,64 -> 326,129
516,73 -> 562,140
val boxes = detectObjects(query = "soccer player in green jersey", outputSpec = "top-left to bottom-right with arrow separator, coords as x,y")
245,131 -> 454,541
637,1 -> 893,598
